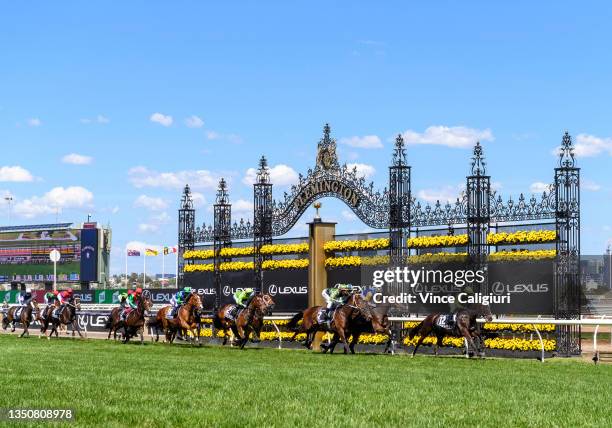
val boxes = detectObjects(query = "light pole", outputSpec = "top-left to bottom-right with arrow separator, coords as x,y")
4,196 -> 13,224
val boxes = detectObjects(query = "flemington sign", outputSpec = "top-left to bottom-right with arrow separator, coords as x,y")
294,179 -> 360,211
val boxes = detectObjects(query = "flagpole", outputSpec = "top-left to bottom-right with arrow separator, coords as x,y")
162,250 -> 165,285
175,248 -> 178,288
124,248 -> 128,286
143,252 -> 146,289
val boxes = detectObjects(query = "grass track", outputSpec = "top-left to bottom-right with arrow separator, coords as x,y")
0,336 -> 610,427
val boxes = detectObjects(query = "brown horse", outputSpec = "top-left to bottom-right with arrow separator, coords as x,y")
287,294 -> 374,353
105,291 -> 153,344
2,300 -> 40,337
164,292 -> 203,344
319,294 -> 373,354
408,305 -> 493,357
148,305 -> 173,342
47,296 -> 83,339
345,305 -> 396,354
213,294 -> 275,349
38,303 -> 56,336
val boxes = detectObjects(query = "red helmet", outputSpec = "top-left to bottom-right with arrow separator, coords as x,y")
53,290 -> 59,295
67,288 -> 73,294
127,289 -> 134,295
135,287 -> 143,295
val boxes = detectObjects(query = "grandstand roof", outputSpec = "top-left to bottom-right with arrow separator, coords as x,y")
0,223 -> 74,233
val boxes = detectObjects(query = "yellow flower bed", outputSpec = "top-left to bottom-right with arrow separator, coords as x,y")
260,243 -> 309,255
408,234 -> 468,248
403,335 -> 556,351
487,230 -> 557,245
489,250 -> 556,262
262,259 -> 309,270
325,252 -> 469,268
183,249 -> 214,260
184,264 -> 214,272
403,321 -> 555,333
219,247 -> 254,257
324,238 -> 390,253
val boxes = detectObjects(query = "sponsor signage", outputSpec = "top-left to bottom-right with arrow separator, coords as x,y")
80,228 -> 98,282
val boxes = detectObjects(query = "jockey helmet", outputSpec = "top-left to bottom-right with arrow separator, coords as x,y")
135,287 -> 143,294
26,288 -> 32,293
127,289 -> 134,295
67,288 -> 73,294
183,287 -> 192,293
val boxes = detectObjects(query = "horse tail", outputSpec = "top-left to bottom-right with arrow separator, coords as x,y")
212,311 -> 224,330
409,320 -> 423,340
287,311 -> 304,331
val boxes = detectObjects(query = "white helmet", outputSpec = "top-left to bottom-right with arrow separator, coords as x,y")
26,288 -> 32,293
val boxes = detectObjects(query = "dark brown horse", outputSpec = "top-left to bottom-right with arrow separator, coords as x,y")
164,292 -> 203,344
319,294 -> 373,354
344,305 -> 396,354
148,305 -> 173,343
47,296 -> 83,339
2,300 -> 40,337
213,294 -> 275,349
287,294 -> 371,354
409,304 -> 493,357
105,291 -> 153,344
38,303 -> 57,336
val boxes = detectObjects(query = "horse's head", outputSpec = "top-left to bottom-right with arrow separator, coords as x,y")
187,292 -> 203,309
140,290 -> 154,314
30,300 -> 39,311
480,304 -> 493,322
349,293 -> 372,321
73,296 -> 81,311
251,294 -> 275,316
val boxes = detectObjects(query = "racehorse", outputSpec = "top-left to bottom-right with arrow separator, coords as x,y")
105,291 -> 153,344
164,292 -> 203,344
2,300 -> 40,337
38,302 -> 56,336
344,305 -> 396,354
47,296 -> 83,339
213,293 -> 275,349
287,293 -> 372,354
408,304 -> 493,357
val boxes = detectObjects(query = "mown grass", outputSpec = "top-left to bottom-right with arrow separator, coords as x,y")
0,335 -> 610,428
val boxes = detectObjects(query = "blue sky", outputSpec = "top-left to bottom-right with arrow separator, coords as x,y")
1,1 -> 611,274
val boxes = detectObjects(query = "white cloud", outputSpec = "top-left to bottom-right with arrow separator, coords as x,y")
233,199 -> 254,218
582,179 -> 601,192
205,131 -> 220,140
0,166 -> 34,182
111,206 -> 120,214
568,134 -> 612,157
184,115 -> 204,128
401,125 -> 494,148
126,241 -> 159,251
128,166 -> 218,190
150,112 -> 173,127
339,135 -> 383,149
151,211 -> 171,224
346,163 -> 376,179
13,186 -> 94,218
417,185 -> 462,203
133,195 -> 168,211
191,192 -> 206,208
138,223 -> 159,233
205,130 -> 242,144
81,115 -> 109,124
529,182 -> 551,194
27,118 -> 41,127
341,210 -> 357,221
62,153 -> 93,165
243,164 -> 299,186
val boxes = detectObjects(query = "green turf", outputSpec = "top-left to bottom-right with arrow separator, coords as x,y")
0,261 -> 79,277
0,336 -> 610,428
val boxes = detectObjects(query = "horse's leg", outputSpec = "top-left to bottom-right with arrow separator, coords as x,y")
73,320 -> 84,338
412,323 -> 432,357
349,332 -> 361,354
434,332 -> 445,356
459,325 -> 477,357
20,322 -> 28,338
240,328 -> 251,350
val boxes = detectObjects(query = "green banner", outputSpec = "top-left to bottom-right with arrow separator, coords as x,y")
0,290 -> 19,304
94,289 -> 126,304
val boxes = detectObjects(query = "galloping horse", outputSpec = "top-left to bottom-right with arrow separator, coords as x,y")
287,293 -> 374,353
47,296 -> 83,339
2,300 -> 40,337
345,305 -> 396,354
409,304 -> 493,357
164,292 -> 203,344
319,293 -> 373,354
213,294 -> 275,349
105,291 -> 153,344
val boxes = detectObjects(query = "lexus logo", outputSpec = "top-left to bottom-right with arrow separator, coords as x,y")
267,284 -> 308,296
223,286 -> 232,296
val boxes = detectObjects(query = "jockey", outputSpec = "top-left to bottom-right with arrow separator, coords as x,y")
54,288 -> 73,318
121,290 -> 138,320
169,287 -> 192,317
226,288 -> 255,321
18,288 -> 33,306
44,290 -> 59,305
318,283 -> 352,324
118,290 -> 130,308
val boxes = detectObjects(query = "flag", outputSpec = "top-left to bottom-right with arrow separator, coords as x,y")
163,247 -> 169,255
163,246 -> 178,255
127,249 -> 141,256
145,248 -> 159,256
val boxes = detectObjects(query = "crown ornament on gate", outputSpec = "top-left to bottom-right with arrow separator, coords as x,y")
316,123 -> 339,171
559,131 -> 576,168
215,178 -> 229,204
180,184 -> 194,210
256,155 -> 270,184
470,141 -> 486,176
393,134 -> 407,166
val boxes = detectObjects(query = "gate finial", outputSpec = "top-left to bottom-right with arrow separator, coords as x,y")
559,131 -> 576,168
470,141 -> 486,176
393,134 -> 407,166
216,178 -> 229,204
256,155 -> 270,184
180,184 -> 193,209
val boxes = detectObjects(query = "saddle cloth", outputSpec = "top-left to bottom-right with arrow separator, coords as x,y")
436,313 -> 456,330
14,307 -> 23,319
